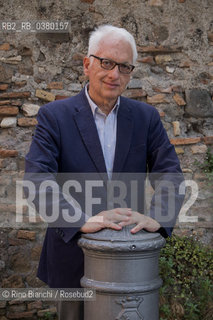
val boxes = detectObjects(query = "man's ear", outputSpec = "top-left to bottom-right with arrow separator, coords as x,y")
83,56 -> 90,76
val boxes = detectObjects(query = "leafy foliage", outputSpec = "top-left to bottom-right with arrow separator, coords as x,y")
202,148 -> 213,173
39,311 -> 56,320
195,148 -> 213,184
159,235 -> 213,320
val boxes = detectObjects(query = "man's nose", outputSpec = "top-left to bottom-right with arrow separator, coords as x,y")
108,65 -> 120,78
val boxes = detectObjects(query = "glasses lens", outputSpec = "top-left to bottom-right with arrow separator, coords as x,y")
119,64 -> 133,74
101,59 -> 116,70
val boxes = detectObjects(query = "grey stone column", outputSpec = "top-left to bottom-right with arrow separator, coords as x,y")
78,225 -> 165,320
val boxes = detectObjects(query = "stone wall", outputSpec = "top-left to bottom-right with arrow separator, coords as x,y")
0,0 -> 212,318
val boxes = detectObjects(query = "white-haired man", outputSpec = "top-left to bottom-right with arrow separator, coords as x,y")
25,25 -> 183,319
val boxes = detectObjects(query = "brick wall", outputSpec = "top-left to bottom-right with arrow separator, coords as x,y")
0,0 -> 212,318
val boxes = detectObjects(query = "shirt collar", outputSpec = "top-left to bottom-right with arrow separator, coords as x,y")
85,83 -> 120,116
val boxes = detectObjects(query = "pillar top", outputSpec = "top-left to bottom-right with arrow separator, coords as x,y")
82,224 -> 160,241
78,225 -> 166,252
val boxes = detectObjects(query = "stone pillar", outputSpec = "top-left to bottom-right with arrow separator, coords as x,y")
78,225 -> 166,320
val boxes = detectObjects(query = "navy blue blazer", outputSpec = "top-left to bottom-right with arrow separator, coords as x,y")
25,88 -> 183,288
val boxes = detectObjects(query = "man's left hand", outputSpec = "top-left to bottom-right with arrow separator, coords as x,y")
118,210 -> 161,234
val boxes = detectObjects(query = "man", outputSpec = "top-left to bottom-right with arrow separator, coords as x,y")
25,25 -> 183,320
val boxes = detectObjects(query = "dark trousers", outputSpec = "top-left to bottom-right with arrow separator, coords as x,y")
57,300 -> 84,320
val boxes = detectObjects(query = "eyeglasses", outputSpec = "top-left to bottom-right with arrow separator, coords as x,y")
89,54 -> 135,74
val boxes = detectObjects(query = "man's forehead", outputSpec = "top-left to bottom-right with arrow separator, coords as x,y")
94,36 -> 133,62
98,35 -> 130,48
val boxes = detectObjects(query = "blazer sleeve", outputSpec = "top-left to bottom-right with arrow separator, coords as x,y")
24,105 -> 86,243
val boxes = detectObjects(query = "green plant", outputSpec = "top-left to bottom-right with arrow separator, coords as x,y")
39,311 -> 57,320
202,148 -> 213,173
159,235 -> 213,320
195,148 -> 213,183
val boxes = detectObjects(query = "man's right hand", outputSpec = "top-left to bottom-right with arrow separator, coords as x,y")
80,208 -> 132,233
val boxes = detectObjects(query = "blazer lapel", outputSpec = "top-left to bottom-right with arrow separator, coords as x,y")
113,99 -> 133,174
73,90 -> 107,175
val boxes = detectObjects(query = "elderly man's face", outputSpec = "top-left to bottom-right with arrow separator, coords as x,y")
84,37 -> 133,108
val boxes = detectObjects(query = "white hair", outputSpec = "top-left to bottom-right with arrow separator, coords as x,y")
87,25 -> 138,64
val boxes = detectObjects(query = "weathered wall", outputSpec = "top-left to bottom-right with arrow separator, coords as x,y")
0,0 -> 212,318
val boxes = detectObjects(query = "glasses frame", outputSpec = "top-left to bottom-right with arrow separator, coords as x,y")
89,54 -> 135,74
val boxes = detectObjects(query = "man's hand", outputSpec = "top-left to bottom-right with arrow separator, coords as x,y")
118,210 -> 161,234
80,208 -> 161,234
80,208 -> 132,233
